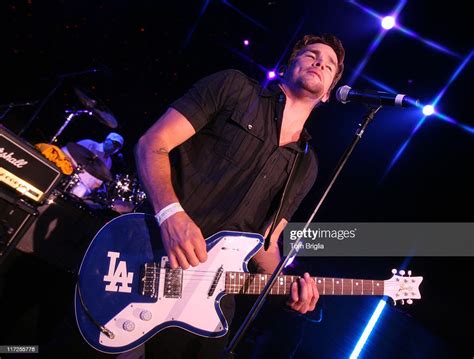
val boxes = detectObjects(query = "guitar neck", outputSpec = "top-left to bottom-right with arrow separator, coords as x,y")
225,271 -> 385,296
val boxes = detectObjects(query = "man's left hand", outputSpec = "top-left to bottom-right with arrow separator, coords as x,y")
286,272 -> 319,314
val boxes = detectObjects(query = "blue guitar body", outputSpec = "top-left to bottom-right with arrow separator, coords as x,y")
74,213 -> 263,354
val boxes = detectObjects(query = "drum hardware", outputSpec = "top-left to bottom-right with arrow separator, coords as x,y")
103,174 -> 146,214
49,110 -> 93,144
59,166 -> 84,194
57,171 -> 146,214
49,87 -> 118,144
18,68 -> 105,137
0,101 -> 38,121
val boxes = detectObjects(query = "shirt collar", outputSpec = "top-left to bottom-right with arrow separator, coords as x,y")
260,81 -> 313,149
286,129 -> 312,153
259,81 -> 283,98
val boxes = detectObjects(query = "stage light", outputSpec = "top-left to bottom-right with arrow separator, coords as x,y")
381,16 -> 396,30
350,300 -> 387,358
284,255 -> 295,268
422,105 -> 435,116
243,39 -> 249,46
267,70 -> 276,79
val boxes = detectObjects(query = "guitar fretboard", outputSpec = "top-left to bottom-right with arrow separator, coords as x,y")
225,272 -> 385,296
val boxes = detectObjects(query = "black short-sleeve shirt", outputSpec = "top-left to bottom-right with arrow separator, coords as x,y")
169,69 -> 318,238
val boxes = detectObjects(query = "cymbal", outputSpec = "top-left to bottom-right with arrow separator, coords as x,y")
66,142 -> 113,182
74,87 -> 118,129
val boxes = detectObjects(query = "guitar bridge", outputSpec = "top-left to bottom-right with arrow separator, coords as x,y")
140,262 -> 160,298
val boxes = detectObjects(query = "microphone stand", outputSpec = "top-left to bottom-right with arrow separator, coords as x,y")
49,109 -> 93,144
223,105 -> 383,358
0,101 -> 38,121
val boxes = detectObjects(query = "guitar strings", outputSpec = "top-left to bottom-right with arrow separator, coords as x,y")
144,268 -> 418,283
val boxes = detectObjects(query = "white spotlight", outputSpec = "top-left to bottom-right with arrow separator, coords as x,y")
422,105 -> 435,116
381,16 -> 396,30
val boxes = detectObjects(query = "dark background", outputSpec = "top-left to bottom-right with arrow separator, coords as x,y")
1,0 -> 472,357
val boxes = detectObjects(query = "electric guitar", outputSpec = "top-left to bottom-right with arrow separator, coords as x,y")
75,213 -> 423,354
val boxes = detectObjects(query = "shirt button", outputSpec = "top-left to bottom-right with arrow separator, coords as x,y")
247,124 -> 253,130
263,174 -> 267,179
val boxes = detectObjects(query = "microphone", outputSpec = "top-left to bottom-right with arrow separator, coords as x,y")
336,85 -> 419,107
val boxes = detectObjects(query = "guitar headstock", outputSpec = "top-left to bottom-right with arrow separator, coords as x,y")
384,269 -> 423,305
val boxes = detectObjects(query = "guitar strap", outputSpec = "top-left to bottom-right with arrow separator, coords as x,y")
263,142 -> 311,250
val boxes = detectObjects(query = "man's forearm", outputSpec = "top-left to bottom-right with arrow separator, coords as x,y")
135,108 -> 197,214
135,136 -> 179,213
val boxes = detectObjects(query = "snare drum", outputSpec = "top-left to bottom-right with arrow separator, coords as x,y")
107,174 -> 146,214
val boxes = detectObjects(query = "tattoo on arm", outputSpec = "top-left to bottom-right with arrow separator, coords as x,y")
151,148 -> 169,155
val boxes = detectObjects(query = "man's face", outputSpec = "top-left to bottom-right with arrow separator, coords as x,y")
286,42 -> 338,102
103,139 -> 122,156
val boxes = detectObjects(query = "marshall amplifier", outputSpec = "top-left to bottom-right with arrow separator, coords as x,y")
0,126 -> 63,204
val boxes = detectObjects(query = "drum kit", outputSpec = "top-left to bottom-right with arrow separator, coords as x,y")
12,86 -> 147,272
54,87 -> 146,214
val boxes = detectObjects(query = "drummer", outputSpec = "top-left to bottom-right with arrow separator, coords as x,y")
61,132 -> 124,198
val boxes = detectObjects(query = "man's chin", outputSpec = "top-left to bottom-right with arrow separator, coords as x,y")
302,84 -> 324,97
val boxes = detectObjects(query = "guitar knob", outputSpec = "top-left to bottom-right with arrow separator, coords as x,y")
140,310 -> 152,321
123,320 -> 135,332
407,299 -> 413,304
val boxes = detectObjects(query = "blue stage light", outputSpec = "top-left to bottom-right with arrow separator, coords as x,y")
350,300 -> 387,358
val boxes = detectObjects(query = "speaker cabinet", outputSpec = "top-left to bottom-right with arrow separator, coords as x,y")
0,190 -> 38,264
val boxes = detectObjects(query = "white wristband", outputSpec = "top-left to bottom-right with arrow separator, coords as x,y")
155,202 -> 184,226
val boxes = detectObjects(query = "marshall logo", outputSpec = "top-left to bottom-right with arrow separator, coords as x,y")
0,147 -> 29,168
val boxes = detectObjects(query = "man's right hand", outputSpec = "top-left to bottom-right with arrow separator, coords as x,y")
159,212 -> 208,269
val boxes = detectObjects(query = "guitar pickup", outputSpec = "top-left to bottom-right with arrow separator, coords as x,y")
162,258 -> 183,298
140,262 -> 160,298
208,265 -> 224,297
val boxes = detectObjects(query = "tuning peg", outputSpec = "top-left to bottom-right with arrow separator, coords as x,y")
392,269 -> 397,274
407,270 -> 412,276
399,270 -> 406,276
407,299 -> 413,304
401,299 -> 405,305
